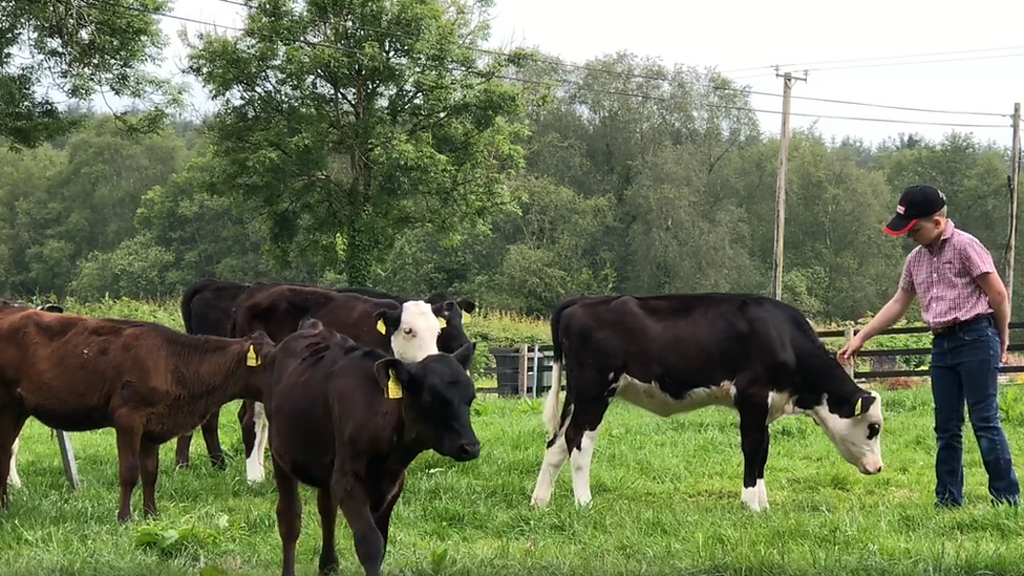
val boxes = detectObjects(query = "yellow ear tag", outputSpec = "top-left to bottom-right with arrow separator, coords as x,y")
385,369 -> 403,399
246,344 -> 261,367
853,397 -> 862,416
463,312 -> 471,323
376,318 -> 386,334
437,316 -> 447,329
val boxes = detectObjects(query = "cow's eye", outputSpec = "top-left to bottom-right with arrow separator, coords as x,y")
867,423 -> 880,440
403,327 -> 413,336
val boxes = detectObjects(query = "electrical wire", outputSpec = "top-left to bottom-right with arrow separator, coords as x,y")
80,0 -> 1016,129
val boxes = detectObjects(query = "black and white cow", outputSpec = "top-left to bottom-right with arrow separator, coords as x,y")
529,293 -> 884,512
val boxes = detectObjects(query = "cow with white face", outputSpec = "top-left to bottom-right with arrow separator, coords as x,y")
530,293 -> 885,513
227,284 -> 470,484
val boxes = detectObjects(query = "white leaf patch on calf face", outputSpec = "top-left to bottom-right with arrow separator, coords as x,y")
389,300 -> 442,363
810,391 -> 884,475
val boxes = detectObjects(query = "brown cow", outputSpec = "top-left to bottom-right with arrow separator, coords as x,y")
0,300 -> 64,489
0,307 -> 275,521
262,317 -> 479,576
231,284 -> 470,483
174,278 -> 477,470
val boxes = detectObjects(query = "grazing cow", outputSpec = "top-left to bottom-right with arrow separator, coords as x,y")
0,307 -> 275,520
0,300 -> 64,490
231,284 -> 470,483
529,293 -> 885,513
174,278 -> 477,470
262,317 -> 479,576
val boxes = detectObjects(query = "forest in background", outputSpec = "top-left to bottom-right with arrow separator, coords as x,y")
1,0 -> 1020,327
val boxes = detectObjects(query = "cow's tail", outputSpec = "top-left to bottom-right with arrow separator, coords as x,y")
180,279 -> 215,334
543,297 -> 584,437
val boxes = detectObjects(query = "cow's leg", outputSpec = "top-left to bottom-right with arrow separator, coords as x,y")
564,394 -> 609,507
737,391 -> 771,512
246,401 -> 269,483
530,401 -> 573,508
372,472 -> 405,563
139,439 -> 160,517
200,408 -> 226,470
174,431 -> 194,469
316,487 -> 339,574
333,473 -> 385,576
0,414 -> 27,508
272,455 -> 302,576
7,435 -> 20,489
114,425 -> 143,522
238,401 -> 254,458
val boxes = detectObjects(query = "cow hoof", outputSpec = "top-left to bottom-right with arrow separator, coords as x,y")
741,480 -> 769,512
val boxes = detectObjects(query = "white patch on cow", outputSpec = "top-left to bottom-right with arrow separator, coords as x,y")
767,390 -> 798,424
807,391 -> 884,475
611,375 -> 736,417
530,428 -> 570,508
7,435 -> 20,488
570,428 -> 598,506
246,401 -> 270,484
390,300 -> 442,363
741,478 -> 768,512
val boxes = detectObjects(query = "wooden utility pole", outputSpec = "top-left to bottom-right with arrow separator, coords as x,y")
1006,103 -> 1021,306
770,68 -> 807,301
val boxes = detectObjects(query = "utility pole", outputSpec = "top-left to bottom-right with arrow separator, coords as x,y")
1006,102 -> 1021,307
770,68 -> 807,301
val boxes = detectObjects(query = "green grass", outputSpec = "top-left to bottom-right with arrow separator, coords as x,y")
4,385 -> 1024,576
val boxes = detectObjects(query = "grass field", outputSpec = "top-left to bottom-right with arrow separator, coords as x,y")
4,384 -> 1024,576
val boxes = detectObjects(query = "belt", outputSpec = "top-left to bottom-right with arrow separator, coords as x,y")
931,313 -> 993,335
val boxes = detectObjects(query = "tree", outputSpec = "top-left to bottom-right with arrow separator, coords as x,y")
1,0 -> 183,149
182,0 -> 531,286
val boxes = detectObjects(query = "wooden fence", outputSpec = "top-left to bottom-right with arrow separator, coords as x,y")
478,320 -> 1024,397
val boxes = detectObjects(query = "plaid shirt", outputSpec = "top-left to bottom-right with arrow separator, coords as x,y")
898,220 -> 997,330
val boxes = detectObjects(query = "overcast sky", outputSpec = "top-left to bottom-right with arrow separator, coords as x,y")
134,0 -> 1024,148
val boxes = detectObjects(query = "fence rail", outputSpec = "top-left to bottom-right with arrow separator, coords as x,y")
476,320 -> 1024,397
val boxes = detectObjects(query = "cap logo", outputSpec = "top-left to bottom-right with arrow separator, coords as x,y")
896,204 -> 905,214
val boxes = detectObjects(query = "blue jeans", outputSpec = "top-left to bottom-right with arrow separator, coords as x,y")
930,314 -> 1020,506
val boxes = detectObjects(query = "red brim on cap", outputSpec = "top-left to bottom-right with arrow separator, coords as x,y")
883,216 -> 917,235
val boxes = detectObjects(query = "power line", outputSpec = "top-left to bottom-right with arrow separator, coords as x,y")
86,0 -> 1013,130
721,87 -> 1008,118
208,0 -> 1009,119
720,44 -> 1024,75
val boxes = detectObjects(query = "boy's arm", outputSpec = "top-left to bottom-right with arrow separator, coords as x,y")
961,238 -> 1009,357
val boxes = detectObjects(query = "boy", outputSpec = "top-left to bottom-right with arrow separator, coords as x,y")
836,183 -> 1019,507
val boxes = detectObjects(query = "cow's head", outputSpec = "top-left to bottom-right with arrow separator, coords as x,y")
373,341 -> 480,462
812,390 -> 884,475
374,300 -> 443,363
238,329 -> 277,401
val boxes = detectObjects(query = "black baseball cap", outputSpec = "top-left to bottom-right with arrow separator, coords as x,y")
883,184 -> 947,235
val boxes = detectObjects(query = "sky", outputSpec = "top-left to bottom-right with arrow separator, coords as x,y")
129,0 -> 1024,149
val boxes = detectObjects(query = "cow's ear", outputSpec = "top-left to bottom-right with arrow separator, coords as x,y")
852,392 -> 876,418
38,304 -> 63,313
298,316 -> 323,332
374,357 -> 412,399
246,331 -> 276,366
457,299 -> 476,316
430,300 -> 456,328
374,307 -> 402,336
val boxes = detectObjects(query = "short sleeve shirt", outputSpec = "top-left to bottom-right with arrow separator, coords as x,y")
897,220 -> 997,329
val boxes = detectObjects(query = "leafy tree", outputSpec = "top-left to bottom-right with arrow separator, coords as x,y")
181,0 -> 531,286
1,0 -> 183,149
